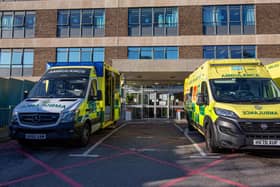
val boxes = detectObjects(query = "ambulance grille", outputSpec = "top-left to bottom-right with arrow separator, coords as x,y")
19,113 -> 60,126
240,122 -> 280,133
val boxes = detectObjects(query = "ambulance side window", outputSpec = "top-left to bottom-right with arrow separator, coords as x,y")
201,82 -> 209,105
189,87 -> 193,101
89,79 -> 97,100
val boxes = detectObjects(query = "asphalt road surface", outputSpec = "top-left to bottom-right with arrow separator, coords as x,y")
0,120 -> 280,187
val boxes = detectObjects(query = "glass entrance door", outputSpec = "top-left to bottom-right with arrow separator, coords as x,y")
143,91 -> 169,119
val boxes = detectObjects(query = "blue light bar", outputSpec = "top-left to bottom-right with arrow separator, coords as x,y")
47,61 -> 104,77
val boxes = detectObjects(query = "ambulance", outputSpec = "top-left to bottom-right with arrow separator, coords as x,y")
10,62 -> 121,146
184,59 -> 280,152
266,61 -> 280,87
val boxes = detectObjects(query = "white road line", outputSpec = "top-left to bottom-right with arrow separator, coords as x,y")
189,155 -> 221,159
69,154 -> 100,158
173,123 -> 207,157
69,122 -> 128,157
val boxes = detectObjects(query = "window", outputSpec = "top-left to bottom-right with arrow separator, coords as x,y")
57,9 -> 105,37
203,46 -> 256,59
56,48 -> 104,63
128,47 -> 178,60
203,5 -> 255,35
0,49 -> 34,76
128,7 -> 178,36
0,11 -> 35,38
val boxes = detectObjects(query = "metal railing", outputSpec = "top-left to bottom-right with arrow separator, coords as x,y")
0,106 -> 14,128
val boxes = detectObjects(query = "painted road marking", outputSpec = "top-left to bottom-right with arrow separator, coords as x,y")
173,123 -> 207,157
69,122 -> 128,158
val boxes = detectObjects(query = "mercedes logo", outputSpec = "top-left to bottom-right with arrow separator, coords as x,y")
32,114 -> 40,123
260,123 -> 268,130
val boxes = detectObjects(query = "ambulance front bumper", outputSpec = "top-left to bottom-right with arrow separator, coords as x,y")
215,117 -> 280,150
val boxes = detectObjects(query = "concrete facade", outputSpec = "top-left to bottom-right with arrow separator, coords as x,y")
0,0 -> 279,81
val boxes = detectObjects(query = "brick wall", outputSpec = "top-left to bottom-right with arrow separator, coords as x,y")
35,10 -> 57,38
105,47 -> 127,65
105,8 -> 128,37
33,48 -> 56,76
258,45 -> 280,58
179,46 -> 203,58
256,4 -> 280,34
179,6 -> 203,35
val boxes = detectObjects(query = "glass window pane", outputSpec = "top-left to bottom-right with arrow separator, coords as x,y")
141,8 -> 152,25
216,46 -> 228,59
56,48 -> 68,62
203,46 -> 215,59
230,46 -> 242,58
81,48 -> 92,61
128,47 -> 140,59
58,10 -> 69,25
12,49 -> 23,64
203,7 -> 215,25
216,6 -> 227,26
82,10 -> 93,25
14,13 -> 25,27
154,47 -> 165,59
166,8 -> 178,27
93,48 -> 104,62
166,47 -> 178,59
70,10 -> 80,27
25,12 -> 36,29
69,48 -> 80,62
2,14 -> 13,29
243,46 -> 256,58
230,6 -> 241,25
0,49 -> 11,65
243,5 -> 255,26
140,47 -> 152,59
154,8 -> 165,27
128,9 -> 140,24
23,49 -> 34,65
94,9 -> 105,28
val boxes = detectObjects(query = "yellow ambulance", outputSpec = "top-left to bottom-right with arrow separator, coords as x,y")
184,59 -> 280,152
266,61 -> 280,87
10,62 -> 121,146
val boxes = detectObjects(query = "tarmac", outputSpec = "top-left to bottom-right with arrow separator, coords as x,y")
0,119 -> 187,143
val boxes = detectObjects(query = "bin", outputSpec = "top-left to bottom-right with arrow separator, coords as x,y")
125,110 -> 132,121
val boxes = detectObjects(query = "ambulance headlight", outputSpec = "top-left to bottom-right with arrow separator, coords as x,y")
61,110 -> 79,123
214,108 -> 238,119
11,111 -> 18,123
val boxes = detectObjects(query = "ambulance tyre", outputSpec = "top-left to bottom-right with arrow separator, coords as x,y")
79,123 -> 90,147
205,121 -> 220,153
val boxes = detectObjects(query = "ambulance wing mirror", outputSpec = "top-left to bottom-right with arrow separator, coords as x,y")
196,93 -> 206,106
23,90 -> 29,99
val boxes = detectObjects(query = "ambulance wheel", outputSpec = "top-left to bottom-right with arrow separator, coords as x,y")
79,123 -> 90,147
205,122 -> 220,153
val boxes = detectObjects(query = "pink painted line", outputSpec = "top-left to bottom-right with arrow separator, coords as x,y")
58,152 -> 132,171
0,172 -> 49,187
17,149 -> 83,187
189,154 -> 238,175
160,176 -> 190,187
200,172 -> 250,187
